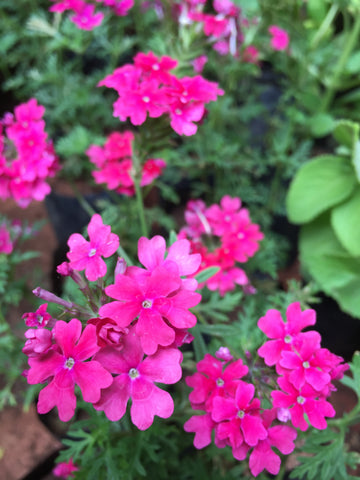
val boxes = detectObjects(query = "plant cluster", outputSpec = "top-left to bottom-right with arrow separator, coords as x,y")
1,1 -> 360,479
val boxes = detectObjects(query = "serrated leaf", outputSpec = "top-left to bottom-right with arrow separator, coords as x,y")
331,187 -> 360,256
286,155 -> 356,224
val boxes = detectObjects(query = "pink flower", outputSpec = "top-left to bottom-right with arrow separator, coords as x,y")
67,213 -> 119,281
257,302 -> 319,367
249,409 -> 297,477
192,55 -> 208,73
22,303 -> 54,327
99,263 -> 201,354
186,354 -> 248,411
27,318 -> 113,421
271,377 -> 335,431
134,51 -> 178,83
268,25 -> 289,51
53,458 -> 78,478
212,381 -> 267,448
23,328 -> 53,357
184,413 -> 215,449
243,45 -> 259,64
0,224 -> 13,254
93,326 -> 182,429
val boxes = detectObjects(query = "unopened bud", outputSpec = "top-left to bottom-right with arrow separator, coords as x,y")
114,257 -> 127,277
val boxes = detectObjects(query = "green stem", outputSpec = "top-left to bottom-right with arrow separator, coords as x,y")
310,4 -> 339,50
69,180 -> 97,217
320,14 -> 360,113
132,160 -> 148,238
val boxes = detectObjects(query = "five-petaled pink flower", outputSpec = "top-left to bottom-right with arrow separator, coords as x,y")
27,318 -> 113,421
67,213 -> 119,281
93,326 -> 182,429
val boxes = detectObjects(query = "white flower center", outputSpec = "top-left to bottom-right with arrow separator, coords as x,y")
152,64 -> 160,71
297,395 -> 305,405
237,410 -> 245,419
65,357 -> 75,370
142,299 -> 153,309
175,108 -> 182,115
284,334 -> 292,344
302,361 -> 310,368
129,368 -> 140,379
89,248 -> 97,257
216,378 -> 224,387
142,96 -> 150,103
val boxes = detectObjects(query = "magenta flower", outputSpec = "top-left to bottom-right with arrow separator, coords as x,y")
186,353 -> 248,411
22,303 -> 54,327
271,377 -> 335,431
99,264 -> 201,354
268,25 -> 289,51
53,458 -> 78,478
67,213 -> 119,281
257,302 -> 319,367
212,381 -> 267,447
23,328 -> 53,357
248,409 -> 297,477
27,318 -> 113,421
0,224 -> 13,254
184,413 -> 215,449
93,327 -> 182,429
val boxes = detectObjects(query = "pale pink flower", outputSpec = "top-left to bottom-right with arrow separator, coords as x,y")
67,213 -> 119,281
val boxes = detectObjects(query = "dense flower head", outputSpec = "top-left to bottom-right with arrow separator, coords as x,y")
24,225 -> 200,430
258,302 -> 348,431
87,131 -> 166,196
49,0 -> 134,29
268,25 -> 289,51
98,52 -> 223,135
0,98 -> 60,208
184,349 -> 297,476
67,213 -> 120,281
179,195 -> 264,295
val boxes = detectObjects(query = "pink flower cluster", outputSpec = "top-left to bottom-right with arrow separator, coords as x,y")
99,51 -> 224,136
179,195 -> 264,295
0,223 -> 14,254
184,303 -> 348,477
258,302 -> 348,431
53,458 -> 78,478
23,214 -> 202,429
0,99 -> 60,208
49,0 -> 134,30
179,0 -> 242,56
184,348 -> 297,477
86,130 -> 166,196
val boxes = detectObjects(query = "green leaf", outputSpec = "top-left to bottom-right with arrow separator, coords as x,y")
307,0 -> 328,24
346,51 -> 360,74
331,187 -> 360,256
308,113 -> 336,137
286,155 -> 356,224
333,119 -> 359,149
194,266 -> 220,283
300,215 -> 360,317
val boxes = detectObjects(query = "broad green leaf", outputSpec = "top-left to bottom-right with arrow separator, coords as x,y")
308,113 -> 335,137
300,215 -> 360,318
353,140 -> 360,181
333,119 -> 359,149
286,155 -> 356,224
307,0 -> 328,24
331,187 -> 360,256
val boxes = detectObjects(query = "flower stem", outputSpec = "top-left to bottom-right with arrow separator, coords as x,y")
320,13 -> 360,113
